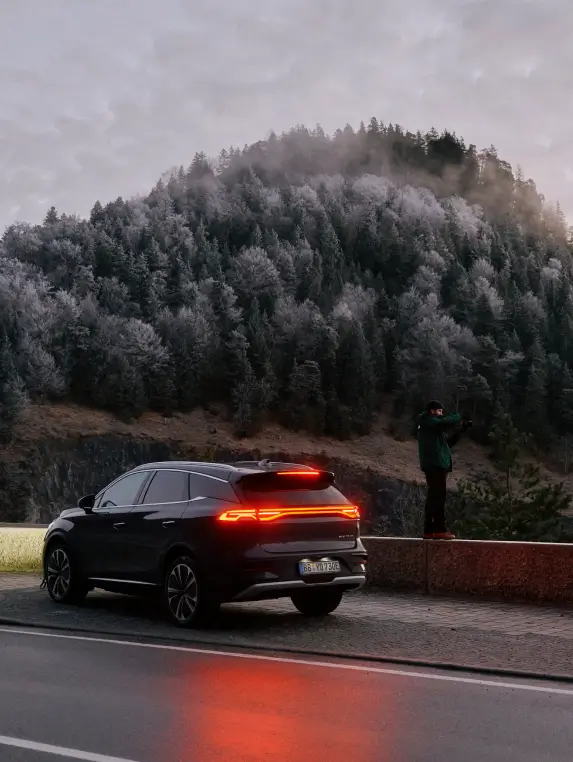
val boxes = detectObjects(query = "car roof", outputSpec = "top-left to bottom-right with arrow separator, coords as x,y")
130,460 -> 318,482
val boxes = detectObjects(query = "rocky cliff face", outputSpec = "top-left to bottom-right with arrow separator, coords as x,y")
7,435 -> 424,534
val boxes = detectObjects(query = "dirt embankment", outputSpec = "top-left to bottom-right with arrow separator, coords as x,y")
4,402 -> 571,524
15,402 -> 568,483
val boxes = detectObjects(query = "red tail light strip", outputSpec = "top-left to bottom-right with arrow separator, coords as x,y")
275,470 -> 320,476
218,505 -> 360,522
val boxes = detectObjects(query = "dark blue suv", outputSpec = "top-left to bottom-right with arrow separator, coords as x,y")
42,460 -> 367,627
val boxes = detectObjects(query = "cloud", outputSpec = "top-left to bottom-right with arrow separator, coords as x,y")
0,0 -> 571,228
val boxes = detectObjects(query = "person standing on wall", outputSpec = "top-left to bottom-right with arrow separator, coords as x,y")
417,400 -> 472,540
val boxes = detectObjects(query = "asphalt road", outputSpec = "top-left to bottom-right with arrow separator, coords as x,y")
1,627 -> 573,762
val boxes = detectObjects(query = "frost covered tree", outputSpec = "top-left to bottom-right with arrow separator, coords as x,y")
0,116 -> 569,454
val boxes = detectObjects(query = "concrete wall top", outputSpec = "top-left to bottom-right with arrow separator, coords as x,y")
362,536 -> 573,605
362,536 -> 573,548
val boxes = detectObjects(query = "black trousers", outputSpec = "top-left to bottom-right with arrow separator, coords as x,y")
423,468 -> 448,535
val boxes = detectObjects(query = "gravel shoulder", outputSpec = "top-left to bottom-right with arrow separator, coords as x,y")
2,574 -> 573,678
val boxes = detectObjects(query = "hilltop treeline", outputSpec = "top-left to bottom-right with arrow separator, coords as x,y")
0,121 -> 571,449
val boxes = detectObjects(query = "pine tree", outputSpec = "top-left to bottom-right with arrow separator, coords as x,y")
0,333 -> 26,443
521,339 -> 549,442
43,206 -> 59,225
231,364 -> 273,438
283,360 -> 325,435
246,303 -> 273,379
93,353 -> 147,423
335,320 -> 376,434
451,408 -> 570,541
224,329 -> 252,410
316,212 -> 344,304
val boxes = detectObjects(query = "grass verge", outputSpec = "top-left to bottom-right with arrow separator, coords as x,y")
0,528 -> 44,572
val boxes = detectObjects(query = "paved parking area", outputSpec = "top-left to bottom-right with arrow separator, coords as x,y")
2,574 -> 573,676
0,574 -> 573,640
3,573 -> 573,639
347,591 -> 573,638
0,574 -> 40,591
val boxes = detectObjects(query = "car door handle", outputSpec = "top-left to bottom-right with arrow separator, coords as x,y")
162,520 -> 175,527
113,522 -> 125,529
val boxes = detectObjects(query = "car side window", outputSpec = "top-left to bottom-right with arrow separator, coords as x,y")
188,474 -> 240,503
97,471 -> 150,509
140,470 -> 190,505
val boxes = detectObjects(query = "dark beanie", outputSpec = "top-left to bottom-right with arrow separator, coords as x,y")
426,400 -> 444,411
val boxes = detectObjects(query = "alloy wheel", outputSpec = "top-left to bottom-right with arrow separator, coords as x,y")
167,562 -> 198,624
46,547 -> 71,601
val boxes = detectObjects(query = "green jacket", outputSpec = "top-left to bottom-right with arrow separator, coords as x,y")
417,411 -> 462,472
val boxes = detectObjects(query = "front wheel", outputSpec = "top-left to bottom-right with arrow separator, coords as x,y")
44,543 -> 88,605
163,556 -> 219,627
291,588 -> 344,617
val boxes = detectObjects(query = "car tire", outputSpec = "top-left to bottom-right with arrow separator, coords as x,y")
291,588 -> 344,616
164,555 -> 219,627
44,542 -> 89,605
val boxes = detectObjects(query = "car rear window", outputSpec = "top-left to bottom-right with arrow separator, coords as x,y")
243,486 -> 351,506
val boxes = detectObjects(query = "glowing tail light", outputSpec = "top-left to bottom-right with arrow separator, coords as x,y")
218,505 -> 360,522
275,470 -> 320,476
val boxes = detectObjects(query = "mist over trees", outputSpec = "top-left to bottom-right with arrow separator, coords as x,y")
0,120 -> 571,454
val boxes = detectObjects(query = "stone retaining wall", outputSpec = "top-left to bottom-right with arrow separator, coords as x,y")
363,536 -> 573,605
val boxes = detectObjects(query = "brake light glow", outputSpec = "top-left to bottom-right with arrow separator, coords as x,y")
275,470 -> 320,476
218,505 -> 360,522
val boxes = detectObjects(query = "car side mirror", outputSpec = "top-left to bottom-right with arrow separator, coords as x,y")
78,493 -> 96,512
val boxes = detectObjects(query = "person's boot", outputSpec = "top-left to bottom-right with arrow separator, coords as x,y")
423,532 -> 435,539
432,531 -> 456,540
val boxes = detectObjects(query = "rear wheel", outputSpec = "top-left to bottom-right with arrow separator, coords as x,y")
163,555 -> 219,627
44,543 -> 88,605
291,588 -> 344,616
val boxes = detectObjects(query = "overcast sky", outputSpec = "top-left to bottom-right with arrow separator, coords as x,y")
0,0 -> 570,228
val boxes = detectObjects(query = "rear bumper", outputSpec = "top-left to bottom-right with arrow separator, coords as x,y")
231,574 -> 366,602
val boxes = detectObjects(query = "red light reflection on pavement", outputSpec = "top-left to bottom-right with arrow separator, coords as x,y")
168,654 -> 399,762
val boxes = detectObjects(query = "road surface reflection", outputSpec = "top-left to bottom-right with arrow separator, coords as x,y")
168,653 -> 400,761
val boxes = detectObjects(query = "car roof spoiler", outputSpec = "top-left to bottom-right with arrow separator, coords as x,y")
231,467 -> 335,490
231,459 -> 318,472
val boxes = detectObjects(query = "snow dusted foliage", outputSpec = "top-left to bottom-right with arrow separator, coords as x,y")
331,283 -> 377,324
395,185 -> 447,228
228,247 -> 283,308
474,277 -> 504,319
541,257 -> 562,283
412,265 -> 442,296
0,120 -> 569,443
351,175 -> 393,204
445,196 -> 485,241
470,258 -> 496,283
273,296 -> 333,361
422,249 -> 447,272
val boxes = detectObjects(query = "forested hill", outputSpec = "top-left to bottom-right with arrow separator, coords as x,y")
0,120 -> 572,460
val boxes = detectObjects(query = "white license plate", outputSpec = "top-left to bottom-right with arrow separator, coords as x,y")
298,560 -> 341,575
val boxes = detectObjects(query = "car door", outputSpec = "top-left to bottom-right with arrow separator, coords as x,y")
85,470 -> 152,579
121,469 -> 190,583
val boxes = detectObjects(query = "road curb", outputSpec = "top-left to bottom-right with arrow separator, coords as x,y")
1,615 -> 573,684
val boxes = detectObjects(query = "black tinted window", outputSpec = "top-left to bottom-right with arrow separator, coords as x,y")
188,474 -> 239,503
99,472 -> 149,508
244,486 -> 350,506
141,470 -> 189,505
